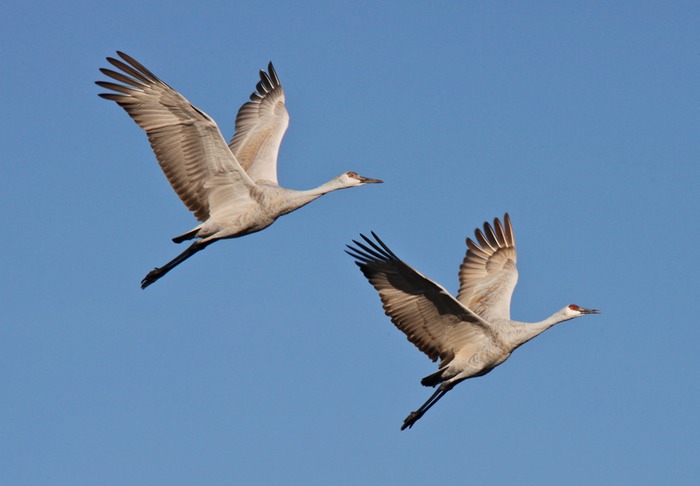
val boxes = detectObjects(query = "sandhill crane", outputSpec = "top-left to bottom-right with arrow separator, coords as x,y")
346,214 -> 600,430
97,52 -> 382,288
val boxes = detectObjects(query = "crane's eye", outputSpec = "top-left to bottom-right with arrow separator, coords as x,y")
568,304 -> 580,311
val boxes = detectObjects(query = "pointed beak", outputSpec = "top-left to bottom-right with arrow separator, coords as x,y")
581,307 -> 601,315
358,175 -> 383,184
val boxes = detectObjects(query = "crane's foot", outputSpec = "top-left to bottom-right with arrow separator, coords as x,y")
141,267 -> 163,289
401,411 -> 422,430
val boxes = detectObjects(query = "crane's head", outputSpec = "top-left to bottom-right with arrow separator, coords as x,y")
339,171 -> 383,187
564,304 -> 601,320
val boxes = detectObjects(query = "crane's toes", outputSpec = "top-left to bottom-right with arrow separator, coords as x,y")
401,411 -> 421,430
141,267 -> 163,289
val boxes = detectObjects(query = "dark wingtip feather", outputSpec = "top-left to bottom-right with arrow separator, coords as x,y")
359,234 -> 396,262
345,231 -> 401,266
368,231 -> 400,259
344,248 -> 371,267
97,93 -> 125,101
350,238 -> 386,262
267,62 -> 280,85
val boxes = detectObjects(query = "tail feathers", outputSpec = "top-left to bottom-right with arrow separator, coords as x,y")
172,228 -> 200,244
421,369 -> 446,387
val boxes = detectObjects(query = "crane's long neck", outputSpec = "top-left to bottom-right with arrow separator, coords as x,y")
278,177 -> 351,214
506,311 -> 570,350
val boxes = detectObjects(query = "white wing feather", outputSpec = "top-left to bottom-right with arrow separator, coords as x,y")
456,214 -> 518,322
228,62 -> 289,185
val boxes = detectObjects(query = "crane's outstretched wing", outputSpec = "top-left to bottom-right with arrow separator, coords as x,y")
456,214 -> 518,322
96,51 -> 255,222
347,233 -> 491,366
228,62 -> 289,185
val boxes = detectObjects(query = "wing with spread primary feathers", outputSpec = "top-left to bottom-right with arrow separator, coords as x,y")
347,232 -> 492,366
456,213 -> 518,322
228,62 -> 289,185
97,51 -> 255,222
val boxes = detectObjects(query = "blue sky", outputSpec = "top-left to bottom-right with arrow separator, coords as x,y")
2,1 -> 698,484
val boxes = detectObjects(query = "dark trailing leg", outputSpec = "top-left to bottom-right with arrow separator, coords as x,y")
401,385 -> 452,430
141,241 -> 207,289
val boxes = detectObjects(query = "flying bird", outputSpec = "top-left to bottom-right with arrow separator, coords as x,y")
97,52 -> 382,288
346,214 -> 600,430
